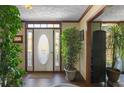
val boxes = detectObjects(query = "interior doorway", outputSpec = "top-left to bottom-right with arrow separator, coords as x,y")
25,23 -> 61,72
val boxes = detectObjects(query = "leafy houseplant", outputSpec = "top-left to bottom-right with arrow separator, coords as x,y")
62,27 -> 81,80
106,25 -> 124,82
0,5 -> 25,87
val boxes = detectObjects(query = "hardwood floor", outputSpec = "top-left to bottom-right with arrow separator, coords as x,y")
22,72 -> 124,87
23,72 -> 90,87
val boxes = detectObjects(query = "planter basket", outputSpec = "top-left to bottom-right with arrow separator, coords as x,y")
106,68 -> 120,82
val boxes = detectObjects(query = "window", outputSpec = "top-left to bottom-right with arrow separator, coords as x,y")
54,24 -> 60,28
27,31 -> 33,67
34,24 -> 41,28
41,24 -> 47,28
38,34 -> 49,64
28,24 -> 34,28
47,24 -> 54,28
27,23 -> 60,28
55,31 -> 60,66
101,23 -> 117,67
54,30 -> 60,71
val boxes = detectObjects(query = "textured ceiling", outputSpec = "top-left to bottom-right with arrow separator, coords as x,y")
17,5 -> 88,21
94,5 -> 124,21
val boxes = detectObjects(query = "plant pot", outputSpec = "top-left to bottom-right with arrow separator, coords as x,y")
64,68 -> 76,81
106,67 -> 121,82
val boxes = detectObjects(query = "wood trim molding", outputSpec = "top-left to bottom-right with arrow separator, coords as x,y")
78,5 -> 93,22
87,6 -> 106,22
32,29 -> 34,72
22,20 -> 79,23
27,71 -> 65,73
23,21 -> 61,24
60,23 -> 62,71
93,21 -> 124,23
86,6 -> 107,83
85,22 -> 92,83
61,20 -> 79,23
25,23 -> 27,71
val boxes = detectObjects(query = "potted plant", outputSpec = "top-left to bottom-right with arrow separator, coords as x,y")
106,25 -> 124,83
0,5 -> 25,87
62,27 -> 81,81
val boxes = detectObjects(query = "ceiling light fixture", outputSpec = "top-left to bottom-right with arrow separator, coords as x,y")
25,5 -> 32,10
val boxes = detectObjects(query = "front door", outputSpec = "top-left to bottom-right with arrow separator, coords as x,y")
26,23 -> 61,72
34,29 -> 53,71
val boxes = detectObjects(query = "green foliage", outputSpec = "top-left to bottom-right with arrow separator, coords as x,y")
109,25 -> 124,69
62,27 -> 81,70
0,5 -> 25,87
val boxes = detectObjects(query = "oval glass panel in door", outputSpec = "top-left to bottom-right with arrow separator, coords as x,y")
38,34 -> 49,64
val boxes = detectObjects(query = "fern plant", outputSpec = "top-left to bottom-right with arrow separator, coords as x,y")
109,25 -> 124,69
0,5 -> 25,87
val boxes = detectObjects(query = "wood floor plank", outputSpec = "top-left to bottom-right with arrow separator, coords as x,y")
23,72 -> 87,87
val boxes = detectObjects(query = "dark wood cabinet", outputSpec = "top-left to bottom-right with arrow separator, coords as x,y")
91,30 -> 106,83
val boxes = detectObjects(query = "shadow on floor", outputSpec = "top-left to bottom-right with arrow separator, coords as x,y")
23,72 -> 124,87
23,72 -> 87,87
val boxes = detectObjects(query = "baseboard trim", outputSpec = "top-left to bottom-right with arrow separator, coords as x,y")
27,71 -> 65,73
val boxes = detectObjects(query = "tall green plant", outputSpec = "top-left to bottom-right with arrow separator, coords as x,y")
0,5 -> 25,87
109,25 -> 124,69
62,27 -> 81,70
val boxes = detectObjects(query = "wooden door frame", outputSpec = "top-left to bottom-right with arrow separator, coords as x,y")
86,6 -> 107,83
25,22 -> 62,72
